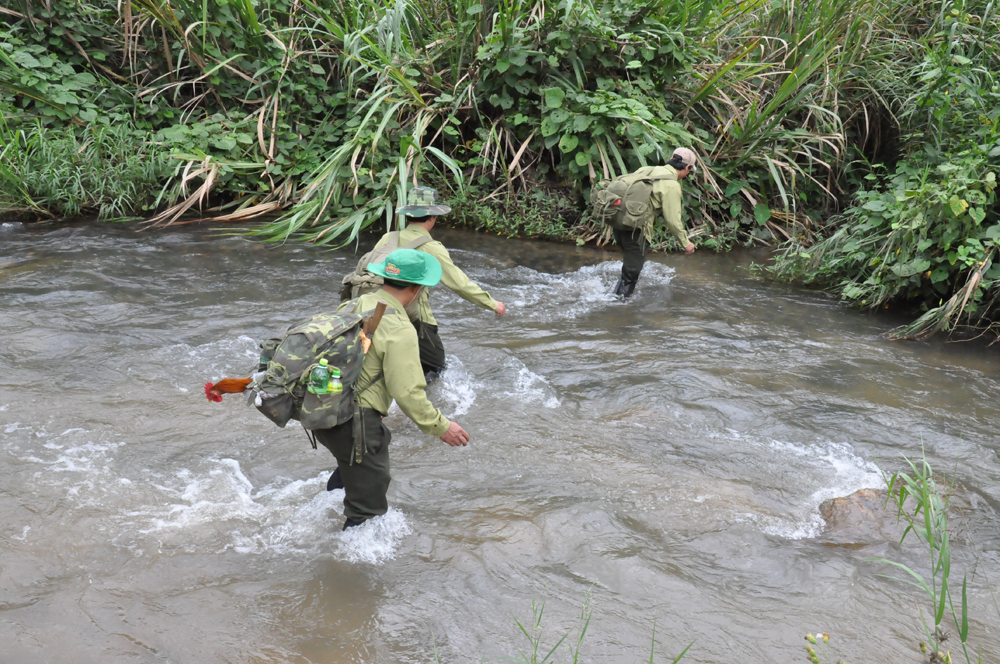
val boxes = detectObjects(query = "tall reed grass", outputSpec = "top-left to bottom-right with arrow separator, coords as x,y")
0,119 -> 167,220
879,453 -> 987,663
3,0 -> 998,334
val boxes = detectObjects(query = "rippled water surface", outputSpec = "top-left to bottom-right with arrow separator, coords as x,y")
2,222 -> 999,663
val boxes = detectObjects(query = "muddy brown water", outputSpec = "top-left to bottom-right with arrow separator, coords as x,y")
1,221 -> 999,663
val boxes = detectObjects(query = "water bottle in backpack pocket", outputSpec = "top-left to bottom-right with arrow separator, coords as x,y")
247,312 -> 366,430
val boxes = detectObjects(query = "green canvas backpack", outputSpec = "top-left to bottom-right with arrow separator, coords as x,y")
249,311 -> 377,432
591,169 -> 677,231
340,231 -> 432,318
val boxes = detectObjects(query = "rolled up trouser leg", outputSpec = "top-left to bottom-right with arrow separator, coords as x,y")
313,408 -> 392,523
412,319 -> 447,376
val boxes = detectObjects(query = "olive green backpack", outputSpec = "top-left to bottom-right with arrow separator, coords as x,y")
340,231 -> 432,318
591,170 -> 676,230
249,311 -> 372,432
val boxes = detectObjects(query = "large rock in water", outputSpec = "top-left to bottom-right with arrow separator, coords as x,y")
818,489 -> 904,545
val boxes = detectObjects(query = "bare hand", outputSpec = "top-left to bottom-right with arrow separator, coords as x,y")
684,242 -> 695,255
440,421 -> 470,447
494,301 -> 507,317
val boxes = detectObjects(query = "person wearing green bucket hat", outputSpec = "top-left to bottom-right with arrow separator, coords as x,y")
366,246 -> 442,286
340,185 -> 507,381
320,248 -> 470,530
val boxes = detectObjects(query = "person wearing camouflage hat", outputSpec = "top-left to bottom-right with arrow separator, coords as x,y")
320,248 -> 471,530
365,185 -> 506,381
611,147 -> 697,299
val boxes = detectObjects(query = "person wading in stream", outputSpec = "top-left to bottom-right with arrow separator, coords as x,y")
343,186 -> 506,381
323,248 -> 470,529
595,148 -> 698,299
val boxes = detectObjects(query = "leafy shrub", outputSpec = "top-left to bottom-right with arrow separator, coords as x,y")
771,3 -> 1000,336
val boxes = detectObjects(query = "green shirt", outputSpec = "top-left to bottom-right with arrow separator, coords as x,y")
633,165 -> 689,247
373,224 -> 498,325
339,290 -> 451,437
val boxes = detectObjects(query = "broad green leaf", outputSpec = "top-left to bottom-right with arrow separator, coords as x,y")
466,3 -> 482,13
625,60 -> 641,69
575,152 -> 590,166
949,196 -> 969,216
863,200 -> 887,212
540,117 -> 560,137
549,109 -> 569,123
969,207 -> 986,224
754,203 -> 771,225
558,133 -> 579,152
572,115 -> 593,132
211,136 -> 238,151
725,180 -> 747,197
892,258 -> 931,278
544,88 -> 565,109
495,57 -> 510,73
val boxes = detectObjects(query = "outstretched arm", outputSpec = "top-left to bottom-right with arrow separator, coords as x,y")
657,180 -> 694,253
382,329 -> 451,437
423,242 -> 504,314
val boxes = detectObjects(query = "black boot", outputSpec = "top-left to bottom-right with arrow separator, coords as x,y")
619,277 -> 638,299
613,277 -> 626,298
343,517 -> 365,530
327,467 -> 344,491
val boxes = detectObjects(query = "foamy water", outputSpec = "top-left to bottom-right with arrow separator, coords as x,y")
3,224 -> 999,664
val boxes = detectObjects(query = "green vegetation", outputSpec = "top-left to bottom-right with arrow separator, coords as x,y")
1,0 -> 998,334
772,3 -> 1000,338
803,632 -> 846,664
0,119 -> 168,219
878,454 -> 985,664
506,596 -> 690,663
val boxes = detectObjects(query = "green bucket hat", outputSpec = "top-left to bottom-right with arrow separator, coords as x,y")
367,248 -> 442,287
395,186 -> 452,218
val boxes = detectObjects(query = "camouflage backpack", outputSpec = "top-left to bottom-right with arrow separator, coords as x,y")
591,169 -> 677,230
248,311 -> 372,431
340,231 -> 432,318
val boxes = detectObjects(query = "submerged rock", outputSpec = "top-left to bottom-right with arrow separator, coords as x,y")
818,488 -> 904,545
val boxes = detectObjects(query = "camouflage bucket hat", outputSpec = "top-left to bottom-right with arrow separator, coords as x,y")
367,248 -> 442,287
395,186 -> 452,218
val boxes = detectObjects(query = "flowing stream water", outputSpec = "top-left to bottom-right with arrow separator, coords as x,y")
2,222 -> 999,663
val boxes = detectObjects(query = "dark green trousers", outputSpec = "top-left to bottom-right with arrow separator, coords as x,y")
612,227 -> 649,286
314,408 -> 392,523
411,319 -> 447,376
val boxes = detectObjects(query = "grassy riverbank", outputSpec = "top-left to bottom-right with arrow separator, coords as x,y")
1,0 -> 998,335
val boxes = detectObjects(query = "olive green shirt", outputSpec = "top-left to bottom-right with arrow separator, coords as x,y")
373,224 -> 498,326
339,290 -> 451,437
633,165 -> 689,247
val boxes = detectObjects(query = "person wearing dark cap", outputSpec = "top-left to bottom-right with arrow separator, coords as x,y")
344,185 -> 506,380
322,248 -> 471,530
611,147 -> 698,299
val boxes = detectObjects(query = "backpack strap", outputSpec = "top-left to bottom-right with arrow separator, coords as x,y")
401,235 -> 434,250
350,369 -> 385,464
